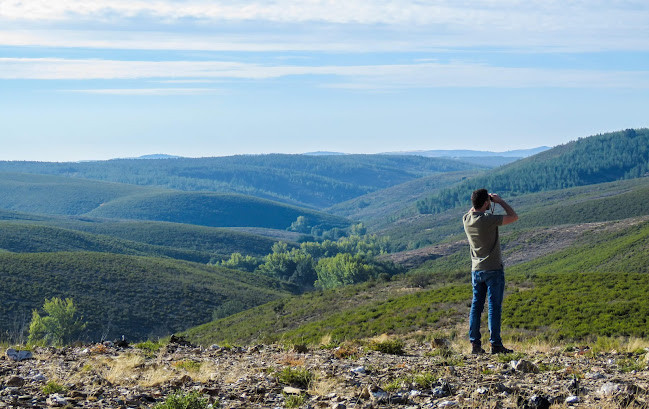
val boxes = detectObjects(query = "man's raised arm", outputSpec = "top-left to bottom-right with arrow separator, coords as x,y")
490,194 -> 519,225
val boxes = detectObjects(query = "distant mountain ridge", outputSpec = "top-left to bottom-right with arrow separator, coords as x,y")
0,154 -> 485,209
382,146 -> 550,158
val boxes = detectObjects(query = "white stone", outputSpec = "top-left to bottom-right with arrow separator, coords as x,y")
599,382 -> 620,396
438,401 -> 458,407
5,348 -> 33,362
566,396 -> 580,404
283,386 -> 303,395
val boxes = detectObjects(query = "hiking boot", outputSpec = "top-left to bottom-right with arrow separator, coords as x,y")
471,343 -> 485,354
491,345 -> 513,354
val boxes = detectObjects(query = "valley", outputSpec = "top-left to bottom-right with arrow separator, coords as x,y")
1,129 -> 648,358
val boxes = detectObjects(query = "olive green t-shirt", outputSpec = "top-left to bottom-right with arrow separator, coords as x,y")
463,211 -> 504,271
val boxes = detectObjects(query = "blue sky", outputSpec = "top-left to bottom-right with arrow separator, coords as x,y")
1,1 -> 649,161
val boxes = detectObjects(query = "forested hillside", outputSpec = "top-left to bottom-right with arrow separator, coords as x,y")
0,155 -> 485,209
327,171 -> 474,226
0,173 -> 153,215
0,173 -> 350,231
0,223 -> 214,262
85,191 -> 350,230
380,176 -> 649,251
0,252 -> 294,341
416,129 -> 649,214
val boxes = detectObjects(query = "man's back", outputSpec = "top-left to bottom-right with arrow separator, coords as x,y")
463,211 -> 504,271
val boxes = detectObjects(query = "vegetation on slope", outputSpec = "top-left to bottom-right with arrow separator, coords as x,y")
326,171 -> 475,227
185,217 -> 649,346
0,172 -> 152,215
416,128 -> 649,214
86,191 -> 350,230
505,272 -> 649,339
0,223 -> 215,263
0,155 -> 485,209
219,233 -> 401,289
51,220 -> 283,259
380,176 -> 649,251
0,252 -> 294,342
184,277 -> 469,346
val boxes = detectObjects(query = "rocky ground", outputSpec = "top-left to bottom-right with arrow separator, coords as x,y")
2,337 -> 649,409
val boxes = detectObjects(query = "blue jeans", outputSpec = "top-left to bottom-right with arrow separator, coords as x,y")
469,269 -> 505,347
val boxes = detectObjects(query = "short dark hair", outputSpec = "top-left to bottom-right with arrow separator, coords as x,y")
471,188 -> 489,209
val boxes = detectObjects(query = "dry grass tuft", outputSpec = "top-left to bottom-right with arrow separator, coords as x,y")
101,353 -> 145,385
138,364 -> 177,387
319,334 -> 333,346
277,353 -> 306,367
310,376 -> 342,396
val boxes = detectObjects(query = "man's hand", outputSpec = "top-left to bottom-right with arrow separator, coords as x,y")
490,193 -> 519,225
489,193 -> 504,204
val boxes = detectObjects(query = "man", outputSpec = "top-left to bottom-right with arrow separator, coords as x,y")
463,188 -> 518,354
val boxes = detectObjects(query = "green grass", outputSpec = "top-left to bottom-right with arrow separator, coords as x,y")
173,360 -> 203,372
277,367 -> 315,389
504,272 -> 649,338
153,390 -> 209,409
185,277 -> 470,346
0,172 -> 151,215
67,220 -> 283,258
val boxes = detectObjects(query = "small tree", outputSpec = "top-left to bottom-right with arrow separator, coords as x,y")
28,297 -> 86,346
314,253 -> 374,289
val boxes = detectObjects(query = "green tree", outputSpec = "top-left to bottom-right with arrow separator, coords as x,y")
220,252 -> 262,272
288,216 -> 310,233
314,253 -> 374,289
28,297 -> 86,346
350,223 -> 367,236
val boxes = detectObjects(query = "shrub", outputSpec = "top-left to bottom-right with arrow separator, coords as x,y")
277,367 -> 314,389
368,338 -> 405,355
153,390 -> 209,409
173,360 -> 202,372
496,352 -> 526,363
284,393 -> 307,408
28,297 -> 86,347
42,381 -> 67,395
135,339 -> 166,356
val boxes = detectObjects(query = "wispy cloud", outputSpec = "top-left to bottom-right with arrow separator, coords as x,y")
3,57 -> 649,89
65,88 -> 223,95
1,1 -> 648,52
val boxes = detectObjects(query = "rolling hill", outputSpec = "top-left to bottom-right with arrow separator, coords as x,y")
326,171 -> 475,227
184,216 -> 649,346
0,172 -> 350,231
0,172 -> 152,215
379,175 -> 649,251
85,191 -> 350,230
416,128 -> 649,214
0,252 -> 296,341
49,220 -> 283,258
0,154 -> 487,209
0,223 -> 215,262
